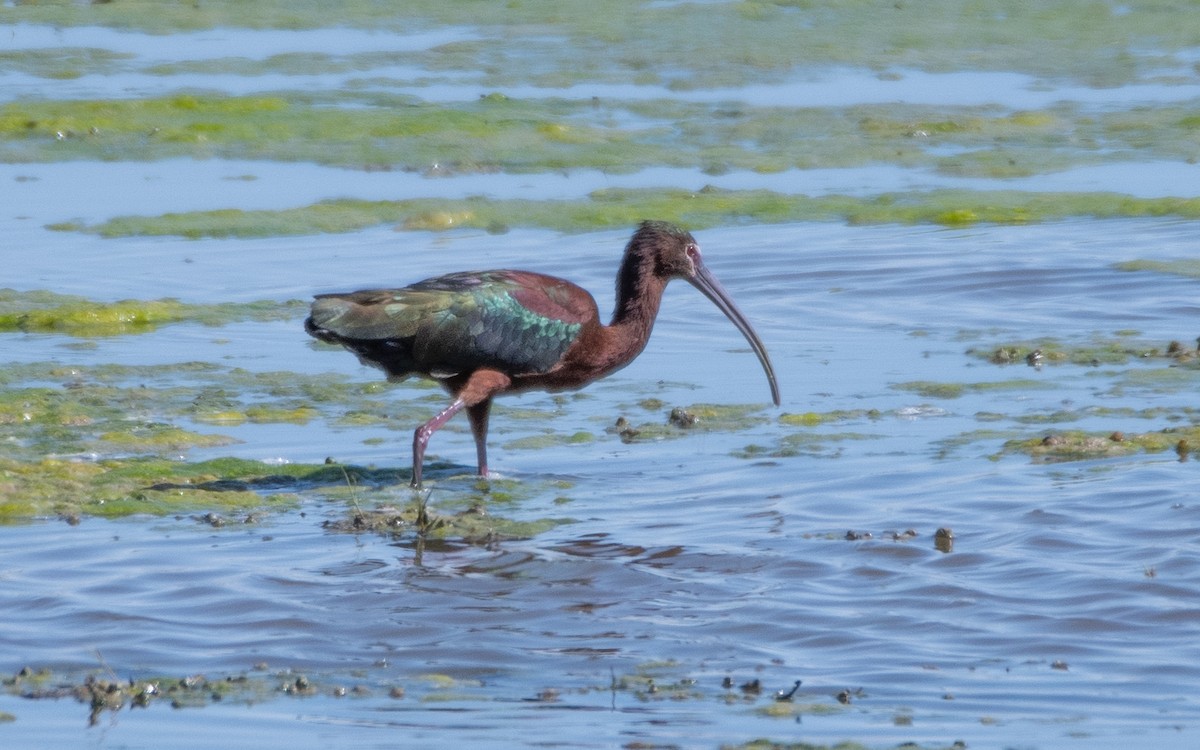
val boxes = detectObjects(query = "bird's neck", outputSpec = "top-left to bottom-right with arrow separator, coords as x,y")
602,269 -> 668,368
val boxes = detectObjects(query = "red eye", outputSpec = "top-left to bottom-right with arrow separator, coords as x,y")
686,244 -> 699,259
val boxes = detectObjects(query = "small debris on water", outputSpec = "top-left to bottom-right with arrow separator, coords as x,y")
284,675 -> 315,695
668,407 -> 697,428
774,680 -> 801,701
614,416 -> 640,442
934,527 -> 955,553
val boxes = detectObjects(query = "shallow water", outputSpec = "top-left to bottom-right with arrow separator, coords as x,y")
4,11 -> 1200,750
8,158 -> 1200,238
3,219 -> 1200,749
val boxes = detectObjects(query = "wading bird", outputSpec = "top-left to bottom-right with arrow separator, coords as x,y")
305,220 -> 780,487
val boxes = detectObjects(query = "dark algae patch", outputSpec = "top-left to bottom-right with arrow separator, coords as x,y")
322,492 -> 571,544
611,402 -> 772,444
4,664 -> 432,727
3,661 -> 868,738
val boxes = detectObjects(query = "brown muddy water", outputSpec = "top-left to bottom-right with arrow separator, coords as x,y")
3,11 -> 1200,750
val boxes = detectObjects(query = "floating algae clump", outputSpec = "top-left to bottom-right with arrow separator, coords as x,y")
52,189 -> 1200,240
968,335 -> 1195,367
891,379 -> 1051,399
95,424 -> 238,454
1002,425 -> 1200,462
780,409 -> 880,426
0,289 -> 305,336
0,297 -> 193,335
0,456 -> 305,521
613,402 -> 771,443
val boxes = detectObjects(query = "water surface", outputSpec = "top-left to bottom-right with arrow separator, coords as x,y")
3,8 -> 1200,750
2,220 -> 1199,749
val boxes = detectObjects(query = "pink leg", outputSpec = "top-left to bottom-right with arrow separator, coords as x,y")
410,369 -> 511,488
466,399 -> 493,477
411,397 -> 465,488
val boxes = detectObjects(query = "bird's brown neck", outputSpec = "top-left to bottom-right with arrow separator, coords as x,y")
597,255 -> 668,371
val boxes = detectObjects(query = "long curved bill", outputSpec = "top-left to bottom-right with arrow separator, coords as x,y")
688,261 -> 781,407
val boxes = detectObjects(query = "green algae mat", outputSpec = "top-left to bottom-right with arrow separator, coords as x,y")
5,1 -> 1200,235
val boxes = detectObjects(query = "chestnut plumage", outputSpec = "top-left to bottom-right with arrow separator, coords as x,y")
306,220 -> 780,487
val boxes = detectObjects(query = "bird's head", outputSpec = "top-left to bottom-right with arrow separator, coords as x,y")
628,220 -> 702,280
624,220 -> 781,407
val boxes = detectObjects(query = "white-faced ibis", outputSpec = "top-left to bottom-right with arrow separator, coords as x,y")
305,220 -> 780,487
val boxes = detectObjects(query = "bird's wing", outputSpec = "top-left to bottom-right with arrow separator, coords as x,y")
311,271 -> 595,376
